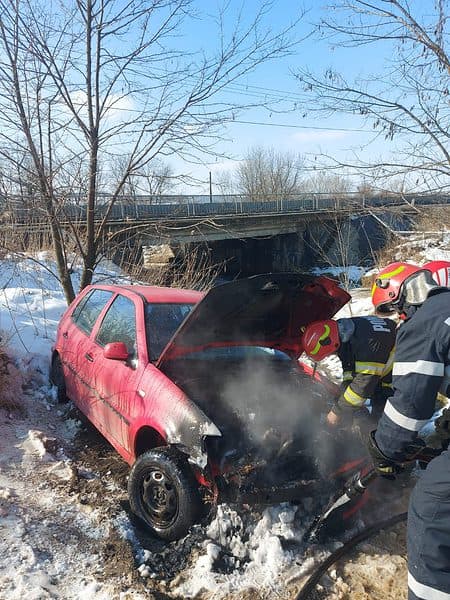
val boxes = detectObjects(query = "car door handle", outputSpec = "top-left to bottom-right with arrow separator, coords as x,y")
85,353 -> 94,362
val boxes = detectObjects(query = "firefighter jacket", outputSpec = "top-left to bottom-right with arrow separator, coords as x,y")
375,290 -> 450,461
336,316 -> 397,411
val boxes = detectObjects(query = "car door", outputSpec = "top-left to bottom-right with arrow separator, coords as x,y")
83,292 -> 146,452
59,288 -> 114,410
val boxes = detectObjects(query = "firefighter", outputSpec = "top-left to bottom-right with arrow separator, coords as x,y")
368,261 -> 450,600
302,316 -> 397,427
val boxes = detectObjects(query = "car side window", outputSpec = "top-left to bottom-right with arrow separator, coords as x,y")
96,294 -> 137,356
72,289 -> 113,336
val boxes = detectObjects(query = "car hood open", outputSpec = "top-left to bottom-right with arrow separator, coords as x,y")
157,273 -> 351,366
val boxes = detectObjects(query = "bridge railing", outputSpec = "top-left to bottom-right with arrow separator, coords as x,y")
85,194 -> 446,221
2,193 -> 448,224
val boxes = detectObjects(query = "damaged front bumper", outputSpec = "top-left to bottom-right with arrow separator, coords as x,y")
218,476 -> 321,505
214,453 -> 327,505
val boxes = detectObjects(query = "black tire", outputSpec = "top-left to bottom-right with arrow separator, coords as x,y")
128,447 -> 202,542
50,354 -> 68,403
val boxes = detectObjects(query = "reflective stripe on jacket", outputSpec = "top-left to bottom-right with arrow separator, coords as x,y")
337,316 -> 397,410
375,291 -> 450,460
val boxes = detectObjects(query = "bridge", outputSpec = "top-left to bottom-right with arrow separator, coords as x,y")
20,192 -> 442,243
5,193 -> 448,276
90,193 -> 444,274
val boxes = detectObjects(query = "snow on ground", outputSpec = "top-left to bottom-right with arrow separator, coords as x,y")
0,252 -> 131,367
0,227 -> 448,600
0,389 -> 153,600
0,254 -> 150,600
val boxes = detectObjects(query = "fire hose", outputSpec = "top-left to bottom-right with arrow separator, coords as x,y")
295,444 -> 442,599
304,444 -> 440,542
294,511 -> 407,600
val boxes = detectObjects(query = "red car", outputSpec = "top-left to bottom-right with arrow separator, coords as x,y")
51,273 -> 350,540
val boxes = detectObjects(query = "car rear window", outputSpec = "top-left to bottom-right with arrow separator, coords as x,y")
145,303 -> 194,361
72,289 -> 114,336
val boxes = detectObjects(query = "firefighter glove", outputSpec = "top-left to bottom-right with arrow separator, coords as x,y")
367,430 -> 403,479
434,407 -> 450,448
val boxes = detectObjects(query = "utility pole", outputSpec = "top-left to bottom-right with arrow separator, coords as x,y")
209,171 -> 212,203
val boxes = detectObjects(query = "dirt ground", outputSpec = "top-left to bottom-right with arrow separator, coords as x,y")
298,523 -> 408,600
0,376 -> 413,600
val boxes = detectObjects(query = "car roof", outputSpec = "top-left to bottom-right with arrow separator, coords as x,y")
89,284 -> 204,304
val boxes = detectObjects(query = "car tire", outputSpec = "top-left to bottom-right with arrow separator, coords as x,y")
128,447 -> 202,541
50,354 -> 68,403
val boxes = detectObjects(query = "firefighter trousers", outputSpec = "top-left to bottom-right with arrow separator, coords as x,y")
407,449 -> 450,599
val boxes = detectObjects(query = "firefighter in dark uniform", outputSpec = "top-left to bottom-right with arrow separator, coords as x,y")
302,315 -> 397,426
368,261 -> 450,600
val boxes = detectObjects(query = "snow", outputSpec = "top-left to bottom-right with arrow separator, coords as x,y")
0,252 -> 129,370
173,504 -> 303,598
0,224 -> 448,600
311,265 -> 366,287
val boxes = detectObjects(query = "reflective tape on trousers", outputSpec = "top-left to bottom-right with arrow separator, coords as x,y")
393,360 -> 445,377
408,572 -> 450,600
384,400 -> 429,432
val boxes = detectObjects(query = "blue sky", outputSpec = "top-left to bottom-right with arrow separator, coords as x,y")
136,0 -> 428,193
160,0 -> 391,192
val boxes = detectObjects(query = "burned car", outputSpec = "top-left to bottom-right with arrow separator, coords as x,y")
51,273 -> 351,541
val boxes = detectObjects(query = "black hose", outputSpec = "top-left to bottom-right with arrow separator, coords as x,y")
294,511 -> 408,600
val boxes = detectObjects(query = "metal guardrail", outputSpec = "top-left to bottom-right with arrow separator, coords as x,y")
3,194 -> 449,224
74,195 -> 447,221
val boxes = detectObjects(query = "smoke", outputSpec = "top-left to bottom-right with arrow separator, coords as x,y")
219,353 -> 322,457
165,347 -> 368,490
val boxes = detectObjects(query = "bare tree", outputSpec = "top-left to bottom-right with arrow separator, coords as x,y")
0,0 -> 302,303
301,171 -> 351,197
303,212 -> 364,296
295,1 -> 450,191
214,169 -> 237,196
236,146 -> 305,200
116,159 -> 176,203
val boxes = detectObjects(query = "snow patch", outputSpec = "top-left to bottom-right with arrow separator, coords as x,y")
174,503 -> 302,598
311,265 -> 366,287
20,430 -> 59,462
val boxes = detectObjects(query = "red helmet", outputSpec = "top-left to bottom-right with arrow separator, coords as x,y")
371,262 -> 422,314
423,260 -> 450,287
302,319 -> 340,361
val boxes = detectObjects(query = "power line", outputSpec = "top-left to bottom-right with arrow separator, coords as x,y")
228,82 -> 306,102
230,119 -> 370,132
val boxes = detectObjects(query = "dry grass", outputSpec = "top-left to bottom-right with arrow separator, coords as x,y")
372,205 -> 450,268
371,232 -> 404,269
0,343 -> 23,411
415,205 -> 450,233
117,242 -> 223,291
0,225 -> 53,255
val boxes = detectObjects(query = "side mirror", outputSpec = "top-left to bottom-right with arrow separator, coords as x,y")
103,342 -> 129,361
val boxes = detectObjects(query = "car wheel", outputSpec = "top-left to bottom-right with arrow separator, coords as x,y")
128,447 -> 202,541
50,355 -> 68,403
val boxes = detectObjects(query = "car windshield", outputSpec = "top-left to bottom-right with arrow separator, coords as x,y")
179,346 -> 291,361
145,302 -> 195,361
